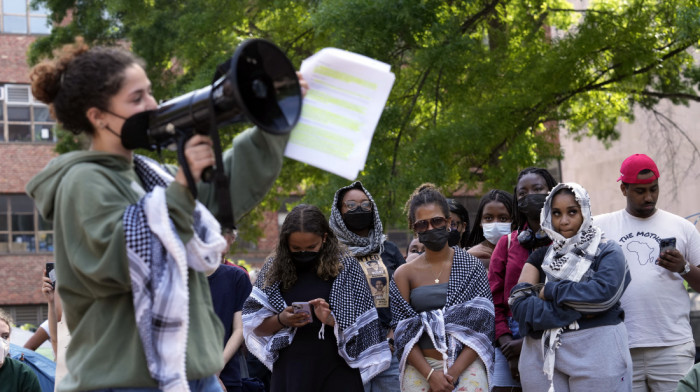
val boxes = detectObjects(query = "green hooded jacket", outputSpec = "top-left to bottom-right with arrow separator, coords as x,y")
26,128 -> 288,391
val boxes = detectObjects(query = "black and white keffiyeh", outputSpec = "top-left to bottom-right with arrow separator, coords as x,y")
390,248 -> 495,390
538,182 -> 602,392
124,155 -> 225,392
242,254 -> 391,383
540,182 -> 602,283
329,182 -> 386,257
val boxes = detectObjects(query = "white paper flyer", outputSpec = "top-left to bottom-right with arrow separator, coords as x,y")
284,48 -> 396,180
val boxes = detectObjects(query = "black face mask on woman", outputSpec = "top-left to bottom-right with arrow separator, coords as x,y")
290,251 -> 320,271
343,208 -> 373,232
517,193 -> 548,221
447,229 -> 461,247
418,228 -> 450,252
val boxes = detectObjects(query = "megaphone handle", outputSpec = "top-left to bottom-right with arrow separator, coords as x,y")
201,166 -> 215,182
176,134 -> 199,198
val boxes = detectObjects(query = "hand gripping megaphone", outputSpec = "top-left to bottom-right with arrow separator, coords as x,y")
120,39 -> 302,229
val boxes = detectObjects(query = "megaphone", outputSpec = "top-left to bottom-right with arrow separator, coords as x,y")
120,39 -> 302,229
121,38 -> 302,150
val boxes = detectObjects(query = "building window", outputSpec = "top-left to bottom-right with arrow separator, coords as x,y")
1,0 -> 51,34
0,194 -> 53,253
0,84 -> 56,143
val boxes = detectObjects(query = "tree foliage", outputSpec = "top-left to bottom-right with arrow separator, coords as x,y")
29,0 -> 700,232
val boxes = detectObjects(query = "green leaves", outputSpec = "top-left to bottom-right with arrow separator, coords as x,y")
30,0 -> 700,229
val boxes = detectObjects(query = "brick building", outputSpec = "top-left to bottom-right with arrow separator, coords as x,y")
0,1 -> 57,326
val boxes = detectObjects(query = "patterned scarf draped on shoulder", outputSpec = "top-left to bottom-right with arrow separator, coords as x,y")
540,182 -> 602,283
123,155 -> 225,392
242,254 -> 392,383
329,181 -> 386,257
538,182 -> 603,392
390,248 -> 495,390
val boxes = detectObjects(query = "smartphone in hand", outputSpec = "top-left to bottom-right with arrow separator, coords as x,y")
291,302 -> 312,318
659,237 -> 676,257
45,262 -> 56,289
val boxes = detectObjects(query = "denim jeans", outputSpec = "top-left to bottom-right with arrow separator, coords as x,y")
363,352 -> 400,392
88,375 -> 223,392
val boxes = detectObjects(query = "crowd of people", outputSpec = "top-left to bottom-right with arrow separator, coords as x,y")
1,39 -> 699,392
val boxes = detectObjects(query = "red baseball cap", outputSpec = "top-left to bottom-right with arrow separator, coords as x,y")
617,153 -> 660,184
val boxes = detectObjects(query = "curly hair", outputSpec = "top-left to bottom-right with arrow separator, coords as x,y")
466,189 -> 515,247
404,183 -> 450,230
265,204 -> 345,290
513,167 -> 558,230
29,38 -> 145,135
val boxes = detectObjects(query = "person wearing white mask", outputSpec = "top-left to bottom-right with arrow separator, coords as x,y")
0,309 -> 42,391
466,190 -> 515,270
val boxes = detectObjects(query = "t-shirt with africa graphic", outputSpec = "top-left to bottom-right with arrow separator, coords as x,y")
594,209 -> 700,348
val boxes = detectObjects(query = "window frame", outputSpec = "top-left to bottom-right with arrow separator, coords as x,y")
0,0 -> 51,35
0,84 -> 57,143
0,194 -> 53,254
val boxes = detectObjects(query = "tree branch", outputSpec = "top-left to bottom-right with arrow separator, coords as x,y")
460,0 -> 502,34
434,67 -> 443,126
627,89 -> 700,102
391,68 -> 432,177
548,8 -> 615,14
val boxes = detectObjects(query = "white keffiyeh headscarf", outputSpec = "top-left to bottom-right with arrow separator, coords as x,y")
538,182 -> 602,392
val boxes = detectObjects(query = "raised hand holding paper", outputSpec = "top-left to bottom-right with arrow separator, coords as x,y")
284,48 -> 396,180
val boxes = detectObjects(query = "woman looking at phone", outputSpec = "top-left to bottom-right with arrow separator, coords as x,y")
26,40 -> 301,391
391,184 -> 494,392
509,183 -> 632,391
243,204 -> 391,392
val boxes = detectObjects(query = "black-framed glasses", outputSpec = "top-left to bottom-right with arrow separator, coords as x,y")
413,216 -> 448,233
344,200 -> 372,211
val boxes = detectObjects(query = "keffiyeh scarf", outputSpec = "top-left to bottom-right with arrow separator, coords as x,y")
124,155 -> 225,392
242,254 -> 391,383
329,181 -> 386,257
538,182 -> 602,392
390,248 -> 495,390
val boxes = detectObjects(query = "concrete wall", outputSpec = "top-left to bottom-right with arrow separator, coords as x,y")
559,100 -> 700,221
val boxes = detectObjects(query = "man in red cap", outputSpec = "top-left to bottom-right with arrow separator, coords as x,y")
594,153 -> 700,391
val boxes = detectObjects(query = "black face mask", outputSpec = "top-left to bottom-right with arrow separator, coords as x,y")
343,208 -> 373,232
418,228 -> 450,252
447,229 -> 461,247
290,251 -> 320,271
517,193 -> 548,221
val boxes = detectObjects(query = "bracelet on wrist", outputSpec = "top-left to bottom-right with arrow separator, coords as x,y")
426,368 -> 435,381
277,313 -> 286,327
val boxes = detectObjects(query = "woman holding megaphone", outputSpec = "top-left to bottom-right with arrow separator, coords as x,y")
27,39 -> 306,392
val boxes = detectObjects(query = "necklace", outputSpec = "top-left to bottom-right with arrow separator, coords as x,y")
426,259 -> 446,284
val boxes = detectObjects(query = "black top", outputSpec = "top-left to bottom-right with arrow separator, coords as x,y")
207,264 -> 252,387
273,266 -> 363,392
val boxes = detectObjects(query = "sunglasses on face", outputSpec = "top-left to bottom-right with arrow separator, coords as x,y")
344,200 -> 372,211
413,216 -> 448,233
